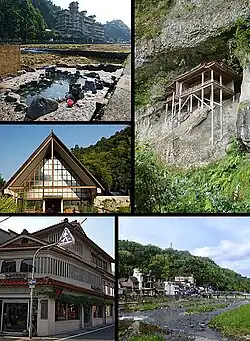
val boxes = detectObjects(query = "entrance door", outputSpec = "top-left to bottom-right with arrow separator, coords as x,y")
84,306 -> 92,327
45,199 -> 61,213
3,303 -> 28,332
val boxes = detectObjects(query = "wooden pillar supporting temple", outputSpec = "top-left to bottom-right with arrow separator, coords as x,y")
211,69 -> 214,146
165,103 -> 168,124
232,80 -> 235,102
220,74 -> 223,140
201,71 -> 205,109
178,83 -> 182,126
190,94 -> 193,113
171,91 -> 175,131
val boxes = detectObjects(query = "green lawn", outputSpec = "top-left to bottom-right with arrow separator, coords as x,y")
209,304 -> 250,337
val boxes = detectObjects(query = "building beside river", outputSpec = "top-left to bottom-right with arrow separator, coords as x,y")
0,219 -> 115,336
55,2 -> 105,42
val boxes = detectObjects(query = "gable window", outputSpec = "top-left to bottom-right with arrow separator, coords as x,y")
1,260 -> 16,273
103,261 -> 107,271
20,259 -> 33,272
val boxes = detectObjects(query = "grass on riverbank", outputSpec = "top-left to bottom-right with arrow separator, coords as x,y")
21,53 -> 97,68
128,336 -> 165,341
209,304 -> 250,338
186,303 -> 228,314
21,44 -> 131,53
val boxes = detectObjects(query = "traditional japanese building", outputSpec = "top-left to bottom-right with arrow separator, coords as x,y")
165,61 -> 241,145
1,132 -> 105,213
0,219 -> 115,336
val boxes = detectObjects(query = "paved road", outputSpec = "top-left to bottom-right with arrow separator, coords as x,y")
0,325 -> 114,341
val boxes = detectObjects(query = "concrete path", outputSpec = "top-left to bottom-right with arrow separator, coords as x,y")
102,55 -> 131,121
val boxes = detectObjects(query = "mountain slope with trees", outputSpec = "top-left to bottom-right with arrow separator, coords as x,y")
31,0 -> 61,29
119,240 -> 250,292
71,127 -> 131,194
0,0 -> 47,41
104,20 -> 131,42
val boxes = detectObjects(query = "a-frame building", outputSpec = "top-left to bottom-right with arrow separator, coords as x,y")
1,132 -> 105,213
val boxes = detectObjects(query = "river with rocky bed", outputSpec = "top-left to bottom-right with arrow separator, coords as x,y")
0,63 -> 124,121
119,299 -> 250,341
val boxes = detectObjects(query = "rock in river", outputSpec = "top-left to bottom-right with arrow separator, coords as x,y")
25,96 -> 58,120
5,93 -> 21,102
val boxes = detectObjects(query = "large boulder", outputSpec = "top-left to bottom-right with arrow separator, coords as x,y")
5,93 -> 20,102
84,80 -> 97,94
25,96 -> 58,120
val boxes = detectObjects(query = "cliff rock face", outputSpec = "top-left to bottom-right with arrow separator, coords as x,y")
136,0 -> 250,166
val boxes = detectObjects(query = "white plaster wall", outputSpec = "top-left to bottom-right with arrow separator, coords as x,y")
55,320 -> 81,334
37,298 -> 49,337
106,317 -> 113,324
92,318 -> 103,327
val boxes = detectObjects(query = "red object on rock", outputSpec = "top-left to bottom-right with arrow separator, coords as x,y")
67,99 -> 74,107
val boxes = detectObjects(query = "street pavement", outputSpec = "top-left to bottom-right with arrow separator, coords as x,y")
0,325 -> 115,341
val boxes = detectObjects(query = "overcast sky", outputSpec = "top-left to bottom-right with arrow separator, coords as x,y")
53,0 -> 131,27
119,217 -> 250,278
0,216 -> 115,259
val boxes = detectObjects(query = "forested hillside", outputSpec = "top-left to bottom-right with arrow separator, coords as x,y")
0,0 -> 131,42
119,240 -> 250,291
71,127 -> 131,194
0,0 -> 47,40
104,20 -> 131,42
31,0 -> 61,29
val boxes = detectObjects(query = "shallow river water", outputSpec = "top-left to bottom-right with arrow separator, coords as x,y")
119,300 -> 250,341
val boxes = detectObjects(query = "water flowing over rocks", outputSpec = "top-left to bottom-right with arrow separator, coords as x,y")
0,62 -> 129,121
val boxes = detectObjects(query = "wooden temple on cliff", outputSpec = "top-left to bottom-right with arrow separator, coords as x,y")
165,61 -> 241,145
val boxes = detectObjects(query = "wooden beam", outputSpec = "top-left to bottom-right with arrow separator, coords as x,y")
165,103 -> 168,124
51,137 -> 54,187
171,91 -> 175,131
201,71 -> 205,109
190,94 -> 193,113
178,83 -> 182,126
211,83 -> 214,146
220,79 -> 223,140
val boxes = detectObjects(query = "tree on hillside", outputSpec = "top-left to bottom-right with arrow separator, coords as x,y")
0,174 -> 5,189
71,127 -> 131,194
118,239 -> 250,292
0,0 -> 46,41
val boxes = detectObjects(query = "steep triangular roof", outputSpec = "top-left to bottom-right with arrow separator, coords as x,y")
2,132 -> 104,191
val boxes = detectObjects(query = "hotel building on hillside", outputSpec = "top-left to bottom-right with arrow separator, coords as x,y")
0,218 -> 115,336
1,131 -> 105,214
55,2 -> 105,42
